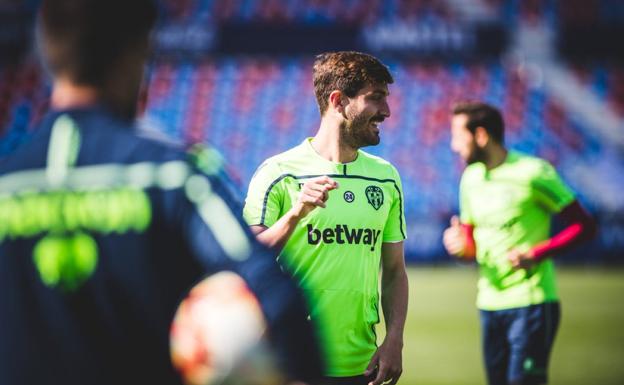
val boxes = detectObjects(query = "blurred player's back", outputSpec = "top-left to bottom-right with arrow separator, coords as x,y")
0,107 -> 212,385
0,1 -> 322,384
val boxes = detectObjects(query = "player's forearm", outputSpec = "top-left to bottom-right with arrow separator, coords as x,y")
531,222 -> 595,261
530,201 -> 597,261
255,209 -> 303,250
381,267 -> 408,343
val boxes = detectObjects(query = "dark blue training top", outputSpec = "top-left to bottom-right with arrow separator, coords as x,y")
0,106 -> 322,385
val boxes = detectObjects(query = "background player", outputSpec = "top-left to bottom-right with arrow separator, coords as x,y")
0,1 -> 322,384
443,101 -> 596,385
243,51 -> 408,385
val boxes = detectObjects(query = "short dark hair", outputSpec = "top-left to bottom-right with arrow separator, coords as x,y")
38,0 -> 157,86
313,51 -> 394,115
452,101 -> 505,143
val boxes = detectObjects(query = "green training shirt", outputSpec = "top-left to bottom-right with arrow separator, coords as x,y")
244,138 -> 406,376
459,151 -> 575,311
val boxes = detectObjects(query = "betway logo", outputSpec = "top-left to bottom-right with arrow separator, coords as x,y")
307,224 -> 381,251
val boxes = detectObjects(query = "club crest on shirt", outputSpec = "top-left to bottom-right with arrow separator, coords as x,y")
365,185 -> 383,210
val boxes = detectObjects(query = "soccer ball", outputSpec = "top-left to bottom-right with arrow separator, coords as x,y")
170,272 -> 282,385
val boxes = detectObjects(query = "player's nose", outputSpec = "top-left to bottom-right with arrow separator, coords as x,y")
380,101 -> 391,118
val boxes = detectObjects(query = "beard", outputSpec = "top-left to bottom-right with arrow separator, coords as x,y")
466,144 -> 487,165
340,110 -> 383,149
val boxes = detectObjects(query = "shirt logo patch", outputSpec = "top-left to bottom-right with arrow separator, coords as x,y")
343,190 -> 355,203
365,185 -> 384,210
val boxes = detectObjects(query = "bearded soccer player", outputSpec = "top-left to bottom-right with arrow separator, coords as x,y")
243,52 -> 408,385
443,102 -> 596,385
0,1 -> 322,384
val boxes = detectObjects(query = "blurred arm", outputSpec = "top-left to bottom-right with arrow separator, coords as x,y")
184,174 -> 324,382
530,200 -> 597,261
461,224 -> 476,259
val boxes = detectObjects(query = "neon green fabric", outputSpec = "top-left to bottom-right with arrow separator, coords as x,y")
244,138 -> 406,376
459,151 -> 575,311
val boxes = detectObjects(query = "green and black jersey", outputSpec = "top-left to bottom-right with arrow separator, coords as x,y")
460,151 -> 575,311
244,138 -> 406,376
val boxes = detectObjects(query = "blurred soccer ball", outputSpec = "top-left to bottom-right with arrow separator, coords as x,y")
170,272 -> 282,385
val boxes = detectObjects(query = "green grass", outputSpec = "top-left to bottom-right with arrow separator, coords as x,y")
381,266 -> 624,385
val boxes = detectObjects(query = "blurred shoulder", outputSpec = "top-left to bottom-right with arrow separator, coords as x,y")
250,142 -> 308,179
510,151 -> 558,178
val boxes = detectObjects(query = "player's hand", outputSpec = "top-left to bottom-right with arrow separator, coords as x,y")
364,337 -> 403,385
292,176 -> 338,219
443,216 -> 466,257
508,248 -> 536,269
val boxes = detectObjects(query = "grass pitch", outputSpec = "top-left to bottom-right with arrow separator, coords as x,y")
385,266 -> 624,385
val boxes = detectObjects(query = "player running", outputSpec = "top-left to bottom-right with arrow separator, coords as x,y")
443,101 -> 596,385
243,51 -> 408,385
0,1 -> 322,384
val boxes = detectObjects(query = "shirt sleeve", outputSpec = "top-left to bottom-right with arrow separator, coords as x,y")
243,160 -> 284,227
531,160 -> 576,214
383,166 -> 407,242
459,173 -> 474,225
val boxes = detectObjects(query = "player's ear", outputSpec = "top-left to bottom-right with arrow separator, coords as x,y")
474,126 -> 490,147
328,90 -> 347,115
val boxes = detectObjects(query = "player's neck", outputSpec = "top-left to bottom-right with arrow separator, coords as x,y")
483,144 -> 508,170
51,78 -> 99,110
312,119 -> 358,163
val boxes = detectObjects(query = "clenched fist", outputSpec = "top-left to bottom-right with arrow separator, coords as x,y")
443,216 -> 475,259
292,175 -> 339,219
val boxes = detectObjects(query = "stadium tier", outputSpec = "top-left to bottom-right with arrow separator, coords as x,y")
158,0 -> 453,24
571,63 -> 624,118
156,0 -> 624,25
1,0 -> 623,261
0,56 -> 621,260
141,58 -> 615,260
0,62 -> 48,155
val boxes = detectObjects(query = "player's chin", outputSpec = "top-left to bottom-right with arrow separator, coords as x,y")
366,132 -> 381,146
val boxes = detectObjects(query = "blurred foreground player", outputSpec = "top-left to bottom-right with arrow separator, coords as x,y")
443,102 -> 596,385
0,1 -> 322,385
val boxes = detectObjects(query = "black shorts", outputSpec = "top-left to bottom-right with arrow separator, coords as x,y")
480,302 -> 561,385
